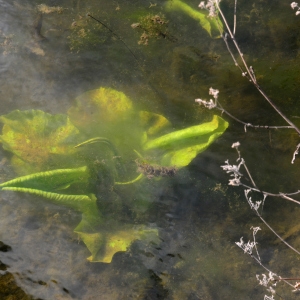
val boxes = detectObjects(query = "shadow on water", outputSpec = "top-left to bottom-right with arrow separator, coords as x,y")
0,240 -> 35,300
0,0 -> 300,299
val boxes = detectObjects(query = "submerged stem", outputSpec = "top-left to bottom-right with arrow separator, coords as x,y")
75,137 -> 119,157
75,137 -> 126,177
87,14 -> 142,68
115,173 -> 144,185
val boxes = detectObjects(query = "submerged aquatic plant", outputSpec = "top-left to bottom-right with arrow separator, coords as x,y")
165,0 -> 223,38
0,87 -> 228,262
131,14 -> 174,45
0,110 -> 80,174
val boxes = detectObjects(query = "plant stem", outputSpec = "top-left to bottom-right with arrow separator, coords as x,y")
215,1 -> 300,136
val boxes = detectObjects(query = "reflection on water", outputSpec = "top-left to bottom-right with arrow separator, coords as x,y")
0,0 -> 300,299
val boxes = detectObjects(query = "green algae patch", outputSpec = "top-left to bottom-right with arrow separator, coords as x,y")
67,15 -> 108,52
131,14 -> 174,45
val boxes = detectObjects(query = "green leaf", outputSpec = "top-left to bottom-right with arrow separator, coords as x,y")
77,226 -> 159,263
139,111 -> 171,137
5,185 -> 102,241
165,0 -> 223,38
0,110 -> 80,174
68,87 -> 146,160
0,166 -> 93,208
0,166 -> 89,191
2,186 -> 92,208
0,166 -> 102,238
68,87 -> 133,130
143,115 -> 228,168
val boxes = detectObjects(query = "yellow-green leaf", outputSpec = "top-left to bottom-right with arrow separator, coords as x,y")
0,166 -> 101,233
68,87 -> 133,129
0,166 -> 89,191
143,115 -> 228,168
77,226 -> 158,263
139,111 -> 171,137
0,110 -> 80,174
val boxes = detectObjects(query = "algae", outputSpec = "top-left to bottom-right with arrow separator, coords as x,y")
131,14 -> 175,45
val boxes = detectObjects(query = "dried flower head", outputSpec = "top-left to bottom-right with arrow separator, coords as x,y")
251,226 -> 261,236
235,237 -> 256,255
231,141 -> 240,149
244,189 -> 262,211
291,2 -> 300,14
198,1 -> 206,9
291,2 -> 299,9
195,87 -> 220,109
221,159 -> 244,186
293,282 -> 300,292
195,98 -> 216,109
209,87 -> 219,99
198,0 -> 221,18
264,295 -> 275,300
257,273 -> 272,287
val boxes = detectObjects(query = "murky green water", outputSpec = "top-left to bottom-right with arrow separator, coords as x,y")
0,0 -> 300,299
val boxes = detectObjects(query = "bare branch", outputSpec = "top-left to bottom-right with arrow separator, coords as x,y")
233,0 -> 237,35
214,1 -> 300,136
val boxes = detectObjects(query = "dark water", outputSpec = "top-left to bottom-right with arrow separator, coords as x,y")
0,0 -> 300,299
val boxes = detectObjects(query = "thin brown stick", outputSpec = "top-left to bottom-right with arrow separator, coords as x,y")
249,255 -> 295,289
214,106 -> 293,130
274,278 -> 300,282
244,193 -> 300,255
242,161 -> 257,188
239,184 -> 300,206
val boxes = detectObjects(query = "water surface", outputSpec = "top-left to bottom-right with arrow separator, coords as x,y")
0,0 -> 300,299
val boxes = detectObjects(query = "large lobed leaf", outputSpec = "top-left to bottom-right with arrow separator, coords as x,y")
68,87 -> 133,130
0,110 -> 80,174
77,226 -> 159,263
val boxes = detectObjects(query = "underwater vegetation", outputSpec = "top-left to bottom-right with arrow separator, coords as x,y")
0,87 -> 228,263
165,0 -> 223,38
131,14 -> 175,45
0,0 -> 224,61
67,0 -> 223,51
68,14 -> 108,52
